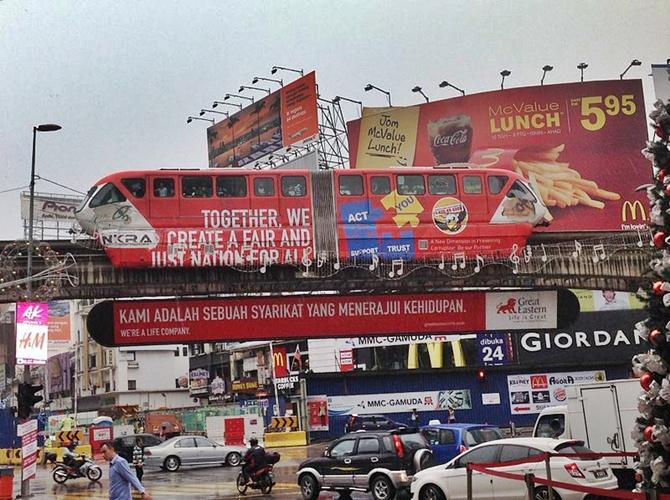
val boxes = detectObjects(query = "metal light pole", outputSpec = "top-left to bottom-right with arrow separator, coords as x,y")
23,123 -> 61,497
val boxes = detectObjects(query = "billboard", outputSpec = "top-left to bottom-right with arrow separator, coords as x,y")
16,302 -> 48,365
89,290 -> 561,347
347,80 -> 650,232
47,352 -> 73,396
20,193 -> 83,221
652,64 -> 670,103
48,301 -> 71,343
507,370 -> 606,415
207,72 -> 319,168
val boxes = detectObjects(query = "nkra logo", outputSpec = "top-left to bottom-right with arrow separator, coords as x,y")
100,230 -> 158,248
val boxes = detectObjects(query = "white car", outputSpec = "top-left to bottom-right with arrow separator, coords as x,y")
410,437 -> 618,500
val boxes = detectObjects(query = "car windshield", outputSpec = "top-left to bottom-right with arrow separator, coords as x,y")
463,427 -> 504,446
76,185 -> 98,213
554,441 -> 601,460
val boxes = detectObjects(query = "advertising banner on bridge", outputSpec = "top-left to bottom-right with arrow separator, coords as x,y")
20,193 -> 83,221
347,79 -> 649,232
89,290 -> 561,346
328,389 -> 472,415
207,71 -> 319,168
507,370 -> 606,415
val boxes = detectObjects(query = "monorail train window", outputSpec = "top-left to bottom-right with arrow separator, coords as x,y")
89,183 -> 126,208
254,177 -> 275,197
121,178 -> 146,198
182,176 -> 212,198
339,175 -> 364,196
487,175 -> 508,195
397,175 -> 425,195
463,175 -> 483,194
429,175 -> 456,195
370,176 -> 391,195
216,176 -> 247,198
153,178 -> 175,198
281,175 -> 306,197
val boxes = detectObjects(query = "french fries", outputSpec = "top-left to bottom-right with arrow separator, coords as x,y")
512,144 -> 620,216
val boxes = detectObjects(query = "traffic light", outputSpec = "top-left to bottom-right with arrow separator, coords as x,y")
476,368 -> 487,382
17,383 -> 43,419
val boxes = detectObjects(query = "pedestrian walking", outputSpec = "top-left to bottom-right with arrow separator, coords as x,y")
410,408 -> 420,428
132,437 -> 145,482
101,441 -> 152,500
448,405 -> 456,423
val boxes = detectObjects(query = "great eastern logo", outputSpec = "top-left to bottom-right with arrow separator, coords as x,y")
496,298 -> 517,314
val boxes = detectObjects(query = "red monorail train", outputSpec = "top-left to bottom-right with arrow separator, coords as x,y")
75,167 -> 547,268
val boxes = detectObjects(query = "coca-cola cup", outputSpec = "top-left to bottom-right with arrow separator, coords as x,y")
427,115 -> 473,164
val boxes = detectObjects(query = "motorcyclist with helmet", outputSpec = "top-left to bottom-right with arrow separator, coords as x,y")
62,440 -> 86,475
241,437 -> 266,485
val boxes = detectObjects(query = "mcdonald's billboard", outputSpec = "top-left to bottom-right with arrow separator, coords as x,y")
347,79 -> 651,232
273,346 -> 288,378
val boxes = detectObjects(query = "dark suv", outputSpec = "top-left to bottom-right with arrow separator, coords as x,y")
345,415 -> 408,433
297,429 -> 432,500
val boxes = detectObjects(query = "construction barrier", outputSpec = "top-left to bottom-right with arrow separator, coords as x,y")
264,431 -> 307,447
270,416 -> 299,430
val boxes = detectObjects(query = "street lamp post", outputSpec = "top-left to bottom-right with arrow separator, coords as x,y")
24,122 -> 61,498
411,86 -> 429,103
364,84 -> 392,106
541,65 -> 554,86
500,70 -> 511,90
620,59 -> 642,79
438,81 -> 466,96
577,62 -> 588,82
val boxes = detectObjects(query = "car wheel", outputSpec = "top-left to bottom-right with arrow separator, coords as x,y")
226,452 -> 242,467
370,474 -> 396,500
420,484 -> 446,500
534,487 -> 562,500
299,473 -> 320,500
164,455 -> 181,472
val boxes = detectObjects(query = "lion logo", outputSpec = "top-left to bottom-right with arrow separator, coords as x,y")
496,298 -> 517,314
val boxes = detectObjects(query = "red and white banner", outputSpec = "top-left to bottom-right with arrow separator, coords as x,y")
97,290 -> 558,346
18,419 -> 38,480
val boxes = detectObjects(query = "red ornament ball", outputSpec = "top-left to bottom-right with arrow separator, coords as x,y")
654,231 -> 667,248
644,425 -> 655,443
641,372 -> 654,391
654,281 -> 667,296
650,329 -> 663,345
665,184 -> 670,196
660,171 -> 667,183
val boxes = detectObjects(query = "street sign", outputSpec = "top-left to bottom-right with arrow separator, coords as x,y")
18,419 -> 38,480
270,416 -> 298,429
56,430 -> 84,443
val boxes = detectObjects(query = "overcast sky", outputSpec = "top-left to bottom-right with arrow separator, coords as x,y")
1,0 -> 667,240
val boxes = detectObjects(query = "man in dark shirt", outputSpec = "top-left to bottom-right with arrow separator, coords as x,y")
242,438 -> 266,484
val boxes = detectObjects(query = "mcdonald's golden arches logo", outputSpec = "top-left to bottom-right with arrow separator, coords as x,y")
621,200 -> 647,222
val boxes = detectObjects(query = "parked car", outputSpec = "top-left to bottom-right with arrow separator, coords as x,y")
297,428 -> 433,500
345,414 -> 408,433
410,437 -> 618,500
112,433 -> 163,463
144,435 -> 246,472
420,423 -> 504,464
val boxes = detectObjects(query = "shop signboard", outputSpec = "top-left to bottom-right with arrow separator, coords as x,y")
507,370 -> 606,414
477,333 -> 514,366
189,368 -> 209,396
16,302 -> 48,365
347,79 -> 649,233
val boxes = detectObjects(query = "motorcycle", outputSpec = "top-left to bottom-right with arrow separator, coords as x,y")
52,456 -> 102,484
236,451 -> 280,495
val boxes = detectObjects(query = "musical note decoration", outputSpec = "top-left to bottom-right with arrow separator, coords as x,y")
571,240 -> 583,258
522,245 -> 533,263
474,255 -> 484,273
438,254 -> 445,271
540,244 -> 548,263
388,258 -> 404,278
317,251 -> 328,268
451,252 -> 466,271
509,244 -> 520,274
368,253 -> 380,272
591,243 -> 606,263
